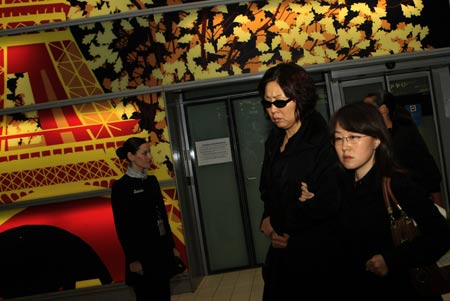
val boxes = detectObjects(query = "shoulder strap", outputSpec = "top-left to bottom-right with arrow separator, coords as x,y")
383,176 -> 412,223
385,177 -> 404,211
383,176 -> 406,219
382,177 -> 394,215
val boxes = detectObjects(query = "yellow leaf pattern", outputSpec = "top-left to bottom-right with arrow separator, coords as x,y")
65,0 -> 442,92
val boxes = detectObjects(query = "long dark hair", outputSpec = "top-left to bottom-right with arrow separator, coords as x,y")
329,102 -> 401,177
257,62 -> 317,121
116,137 -> 147,161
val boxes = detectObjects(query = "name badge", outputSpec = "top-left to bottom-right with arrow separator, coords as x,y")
157,217 -> 166,236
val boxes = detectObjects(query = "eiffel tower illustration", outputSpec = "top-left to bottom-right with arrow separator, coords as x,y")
0,0 -> 142,203
0,0 -> 184,249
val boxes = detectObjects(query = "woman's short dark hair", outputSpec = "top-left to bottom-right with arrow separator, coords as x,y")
116,137 -> 147,161
258,62 -> 317,121
329,102 -> 399,177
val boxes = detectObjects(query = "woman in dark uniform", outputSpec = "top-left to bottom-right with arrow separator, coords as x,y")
111,137 -> 180,301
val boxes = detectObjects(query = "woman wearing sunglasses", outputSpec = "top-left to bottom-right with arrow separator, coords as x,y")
258,62 -> 344,300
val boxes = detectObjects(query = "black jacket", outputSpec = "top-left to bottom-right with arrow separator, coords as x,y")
259,111 -> 343,298
391,120 -> 442,193
339,166 -> 450,300
111,175 -> 174,285
260,111 -> 341,235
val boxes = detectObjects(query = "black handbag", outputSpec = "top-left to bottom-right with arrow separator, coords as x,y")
382,177 -> 450,296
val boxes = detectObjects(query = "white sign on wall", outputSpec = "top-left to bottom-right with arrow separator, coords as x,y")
195,137 -> 233,166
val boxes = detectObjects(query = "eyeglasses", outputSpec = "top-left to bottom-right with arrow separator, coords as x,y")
333,135 -> 367,145
261,99 -> 293,109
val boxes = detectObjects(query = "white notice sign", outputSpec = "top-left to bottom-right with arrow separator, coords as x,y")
195,138 -> 233,166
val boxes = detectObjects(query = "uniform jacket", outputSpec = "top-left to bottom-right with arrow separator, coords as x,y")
111,174 -> 174,285
339,166 -> 450,300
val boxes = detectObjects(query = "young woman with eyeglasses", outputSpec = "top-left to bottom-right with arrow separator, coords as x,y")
328,102 -> 450,301
257,62 -> 345,300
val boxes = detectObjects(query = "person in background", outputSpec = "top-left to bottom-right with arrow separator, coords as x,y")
327,102 -> 450,300
111,137 -> 180,301
363,92 -> 444,208
258,62 -> 344,300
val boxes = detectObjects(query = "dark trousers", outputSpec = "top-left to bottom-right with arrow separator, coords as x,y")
132,274 -> 171,301
262,247 -> 345,301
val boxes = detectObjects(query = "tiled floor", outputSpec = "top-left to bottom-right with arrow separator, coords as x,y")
171,267 -> 450,301
172,268 -> 263,301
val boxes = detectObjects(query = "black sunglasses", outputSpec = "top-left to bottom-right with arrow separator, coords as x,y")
261,99 -> 293,109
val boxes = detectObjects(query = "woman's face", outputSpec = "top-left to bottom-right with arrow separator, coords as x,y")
263,81 -> 299,131
334,123 -> 380,180
128,143 -> 152,173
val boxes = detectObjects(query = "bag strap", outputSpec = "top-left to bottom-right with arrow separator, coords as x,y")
381,177 -> 392,216
383,177 -> 403,210
382,177 -> 394,215
382,176 -> 413,222
382,177 -> 396,229
383,176 -> 406,223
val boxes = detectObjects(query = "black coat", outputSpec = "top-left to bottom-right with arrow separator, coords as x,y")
111,174 -> 174,286
391,120 -> 442,193
259,111 -> 344,298
339,166 -> 450,301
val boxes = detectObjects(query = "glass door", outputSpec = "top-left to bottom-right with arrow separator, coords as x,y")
387,72 -> 441,168
340,77 -> 386,105
185,100 -> 251,272
386,72 -> 447,205
184,94 -> 274,272
232,96 -> 272,264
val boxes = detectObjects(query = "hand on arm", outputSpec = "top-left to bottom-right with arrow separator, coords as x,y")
299,182 -> 315,202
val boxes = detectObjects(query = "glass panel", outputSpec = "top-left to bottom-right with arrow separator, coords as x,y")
342,82 -> 384,105
316,84 -> 330,120
186,101 -> 249,271
232,97 -> 272,264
